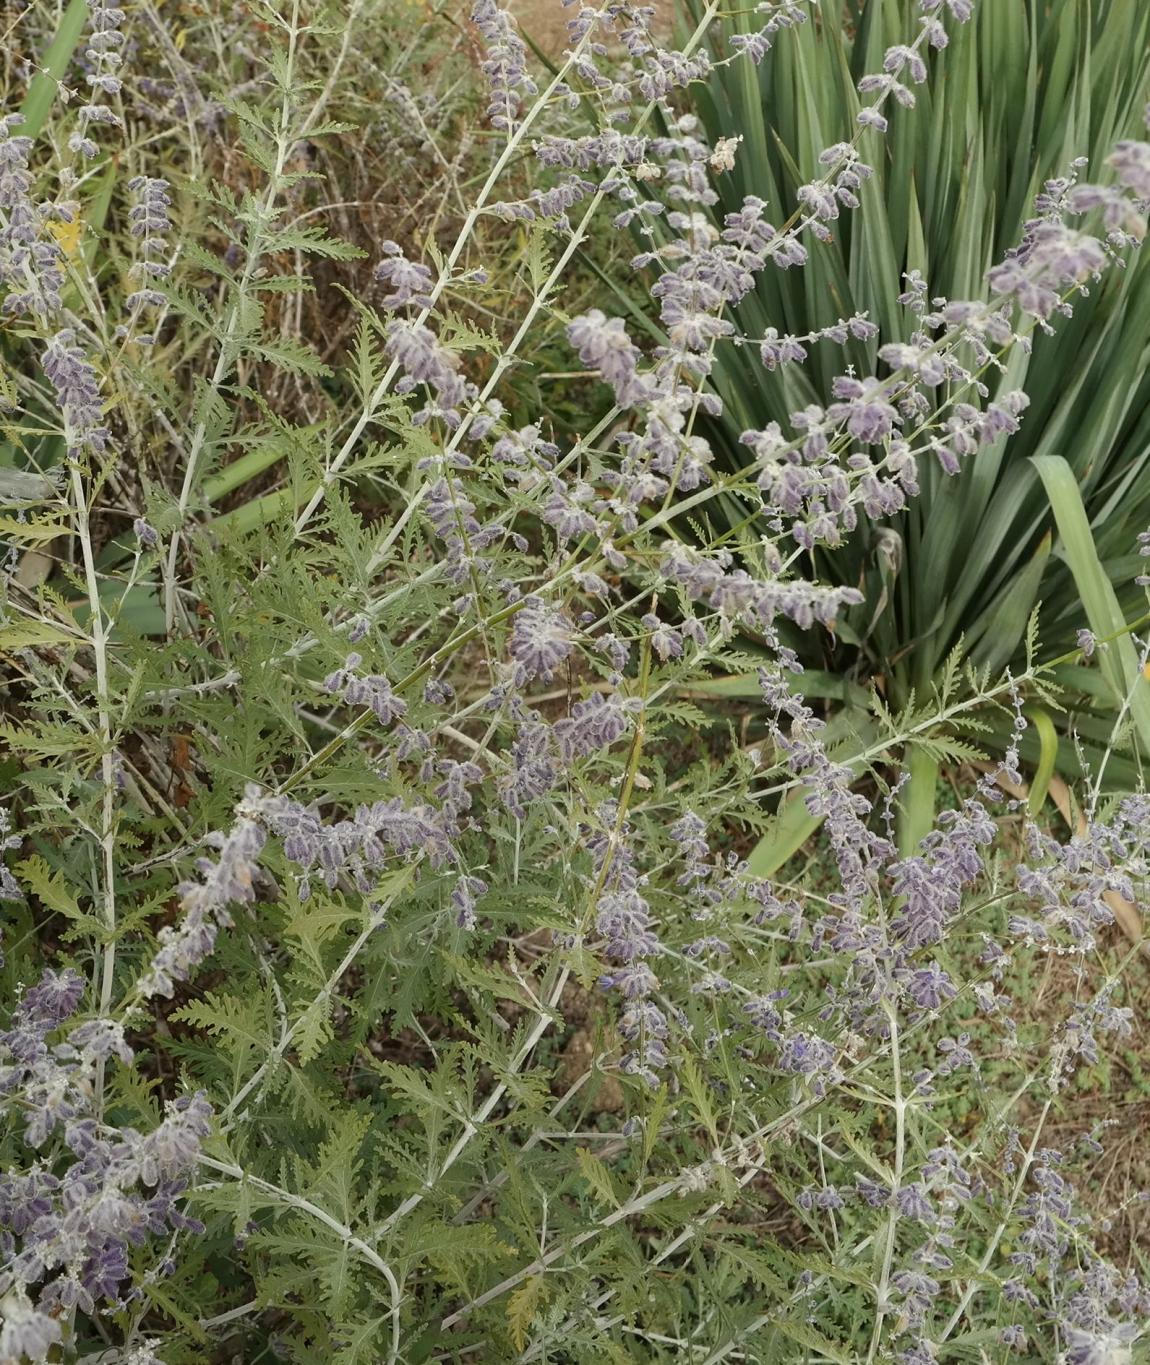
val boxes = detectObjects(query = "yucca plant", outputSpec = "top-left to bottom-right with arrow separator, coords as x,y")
623,0 -> 1150,840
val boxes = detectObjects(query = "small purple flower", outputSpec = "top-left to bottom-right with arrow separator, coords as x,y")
855,1174 -> 890,1207
451,874 -> 488,929
386,319 -> 473,425
138,796 -> 267,999
133,517 -> 159,547
567,311 -> 651,408
69,0 -> 126,157
905,961 -> 957,1010
70,1018 -> 134,1065
471,0 -> 537,131
827,375 -> 900,443
895,1181 -> 934,1221
509,597 -> 574,684
891,1269 -> 941,1330
553,692 -> 635,761
498,719 -> 557,818
124,177 -> 172,338
0,1289 -> 62,1362
42,330 -> 109,456
374,240 -> 434,310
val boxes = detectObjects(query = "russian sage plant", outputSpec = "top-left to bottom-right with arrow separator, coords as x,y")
2,0 -> 1150,1361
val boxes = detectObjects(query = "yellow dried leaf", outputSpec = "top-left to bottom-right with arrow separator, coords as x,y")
507,1276 -> 547,1351
49,217 -> 83,259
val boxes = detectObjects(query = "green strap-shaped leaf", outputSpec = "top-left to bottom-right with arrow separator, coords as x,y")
20,0 -> 89,139
1025,706 -> 1059,817
897,744 -> 940,857
1032,454 -> 1150,757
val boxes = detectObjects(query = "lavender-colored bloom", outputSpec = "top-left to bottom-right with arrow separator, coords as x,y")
1,969 -> 87,1146
596,888 -> 659,963
0,809 -> 22,942
895,1182 -> 934,1221
889,801 -> 995,947
684,936 -> 730,959
855,1174 -> 890,1207
543,478 -> 604,542
1108,141 -> 1150,199
386,319 -> 473,426
138,795 -> 267,998
775,1030 -> 840,1093
729,0 -> 811,64
884,43 -> 928,84
553,692 -> 635,760
340,664 -> 408,727
374,240 -> 434,310
936,1032 -> 977,1075
42,331 -> 109,457
590,817 -> 672,1086
619,1000 -> 668,1041
126,178 -> 171,256
642,612 -> 683,661
71,0 -> 127,157
670,810 -> 710,885
1,974 -> 213,1321
0,1289 -> 62,1361
122,177 -> 172,340
447,873 -> 483,928
797,1184 -> 844,1211
509,596 -> 574,684
498,718 -> 557,818
435,760 -> 484,817
0,116 -> 65,318
638,48 -> 711,102
988,221 -> 1107,320
857,72 -> 917,110
567,310 -> 651,408
827,375 -> 900,443
491,424 -> 558,471
663,543 -> 863,631
759,328 -> 808,370
515,175 -> 597,224
260,788 -> 455,901
905,961 -> 956,1010
897,1342 -> 939,1365
132,1093 -> 214,1185
471,0 -> 537,131
22,968 -> 86,1027
422,474 -> 502,582
1062,991 -> 1134,1070
1061,1328 -> 1136,1365
133,517 -> 159,547
892,1270 -> 941,1330
69,1018 -> 134,1065
601,961 -> 660,998
857,107 -> 890,133
743,993 -> 784,1038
